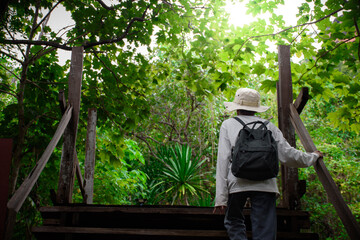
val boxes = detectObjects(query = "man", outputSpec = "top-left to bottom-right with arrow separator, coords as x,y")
213,88 -> 323,240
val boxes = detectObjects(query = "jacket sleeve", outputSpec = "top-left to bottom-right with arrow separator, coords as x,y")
271,125 -> 319,167
215,122 -> 232,207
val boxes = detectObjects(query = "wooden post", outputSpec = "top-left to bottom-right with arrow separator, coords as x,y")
83,109 -> 97,204
294,87 -> 309,114
57,46 -> 84,204
277,45 -> 300,210
289,104 -> 360,239
58,91 -> 85,200
0,139 -> 12,240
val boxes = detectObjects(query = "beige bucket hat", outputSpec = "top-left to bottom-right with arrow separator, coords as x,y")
224,88 -> 270,113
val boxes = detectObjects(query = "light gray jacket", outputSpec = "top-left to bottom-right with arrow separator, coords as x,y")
215,115 -> 319,207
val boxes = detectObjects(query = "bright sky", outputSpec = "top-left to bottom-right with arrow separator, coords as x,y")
49,0 -> 306,65
225,0 -> 303,27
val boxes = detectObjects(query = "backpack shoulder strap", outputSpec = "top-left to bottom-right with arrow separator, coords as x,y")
257,120 -> 269,130
233,117 -> 246,126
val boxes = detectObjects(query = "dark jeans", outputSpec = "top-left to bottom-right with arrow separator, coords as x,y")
224,191 -> 277,240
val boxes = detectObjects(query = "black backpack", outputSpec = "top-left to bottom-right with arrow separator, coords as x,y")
231,117 -> 279,181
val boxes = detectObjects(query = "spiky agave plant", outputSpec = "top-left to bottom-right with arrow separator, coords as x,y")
154,144 -> 209,205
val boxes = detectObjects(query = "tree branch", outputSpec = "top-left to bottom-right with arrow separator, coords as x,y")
184,89 -> 197,132
83,6 -> 149,49
354,17 -> 360,61
29,30 -> 89,65
298,35 -> 359,82
0,62 -> 21,81
95,0 -> 115,10
233,7 -> 344,62
133,133 -> 161,160
1,39 -> 72,50
157,120 -> 179,134
0,82 -> 17,95
25,78 -> 47,92
91,49 -> 146,97
5,26 -> 26,59
0,89 -> 17,98
28,0 -> 41,48
1,5 -> 149,52
291,17 -> 312,44
161,0 -> 208,10
0,49 -> 23,64
33,0 -> 64,33
24,112 -> 48,132
56,24 -> 75,37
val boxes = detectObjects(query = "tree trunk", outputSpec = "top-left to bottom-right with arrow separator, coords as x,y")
8,1 -> 40,195
8,66 -> 28,195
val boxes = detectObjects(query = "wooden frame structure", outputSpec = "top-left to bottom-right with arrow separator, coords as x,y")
3,45 -> 360,240
3,47 -> 98,240
277,45 -> 360,239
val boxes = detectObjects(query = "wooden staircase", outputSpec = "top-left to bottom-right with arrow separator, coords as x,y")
32,205 -> 319,240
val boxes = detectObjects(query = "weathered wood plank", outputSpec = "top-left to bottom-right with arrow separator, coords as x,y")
58,90 -> 66,114
83,108 -> 97,204
37,205 -> 311,217
58,91 -> 85,200
277,45 -> 299,210
32,227 -> 318,239
57,46 -> 84,204
289,103 -> 360,240
4,208 -> 16,240
7,105 -> 73,212
294,87 -> 309,114
32,226 -> 228,237
74,153 -> 85,199
4,106 -> 72,240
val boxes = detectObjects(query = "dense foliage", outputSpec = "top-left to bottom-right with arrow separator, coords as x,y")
1,0 -> 359,239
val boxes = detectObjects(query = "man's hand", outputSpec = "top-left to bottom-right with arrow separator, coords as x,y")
314,150 -> 324,158
213,205 -> 226,214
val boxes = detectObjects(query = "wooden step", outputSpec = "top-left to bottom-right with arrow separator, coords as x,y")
32,226 -> 319,240
32,205 -> 319,240
37,205 -> 312,231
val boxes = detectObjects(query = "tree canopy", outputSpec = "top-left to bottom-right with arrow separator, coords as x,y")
1,0 -> 359,239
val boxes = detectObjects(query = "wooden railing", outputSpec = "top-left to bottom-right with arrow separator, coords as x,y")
4,105 -> 73,240
4,44 -> 359,240
289,103 -> 360,239
277,45 -> 360,239
3,46 -> 97,240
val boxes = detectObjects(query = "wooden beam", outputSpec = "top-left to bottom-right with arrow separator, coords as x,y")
7,106 -> 72,212
32,226 -> 228,237
58,91 -> 85,201
3,209 -> 15,240
294,87 -> 309,114
57,46 -> 84,204
4,106 -> 72,240
83,108 -> 97,204
58,90 -> 66,114
277,45 -> 299,210
74,153 -> 85,199
289,103 -> 360,240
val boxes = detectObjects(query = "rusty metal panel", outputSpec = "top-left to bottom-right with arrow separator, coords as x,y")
0,139 -> 12,240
